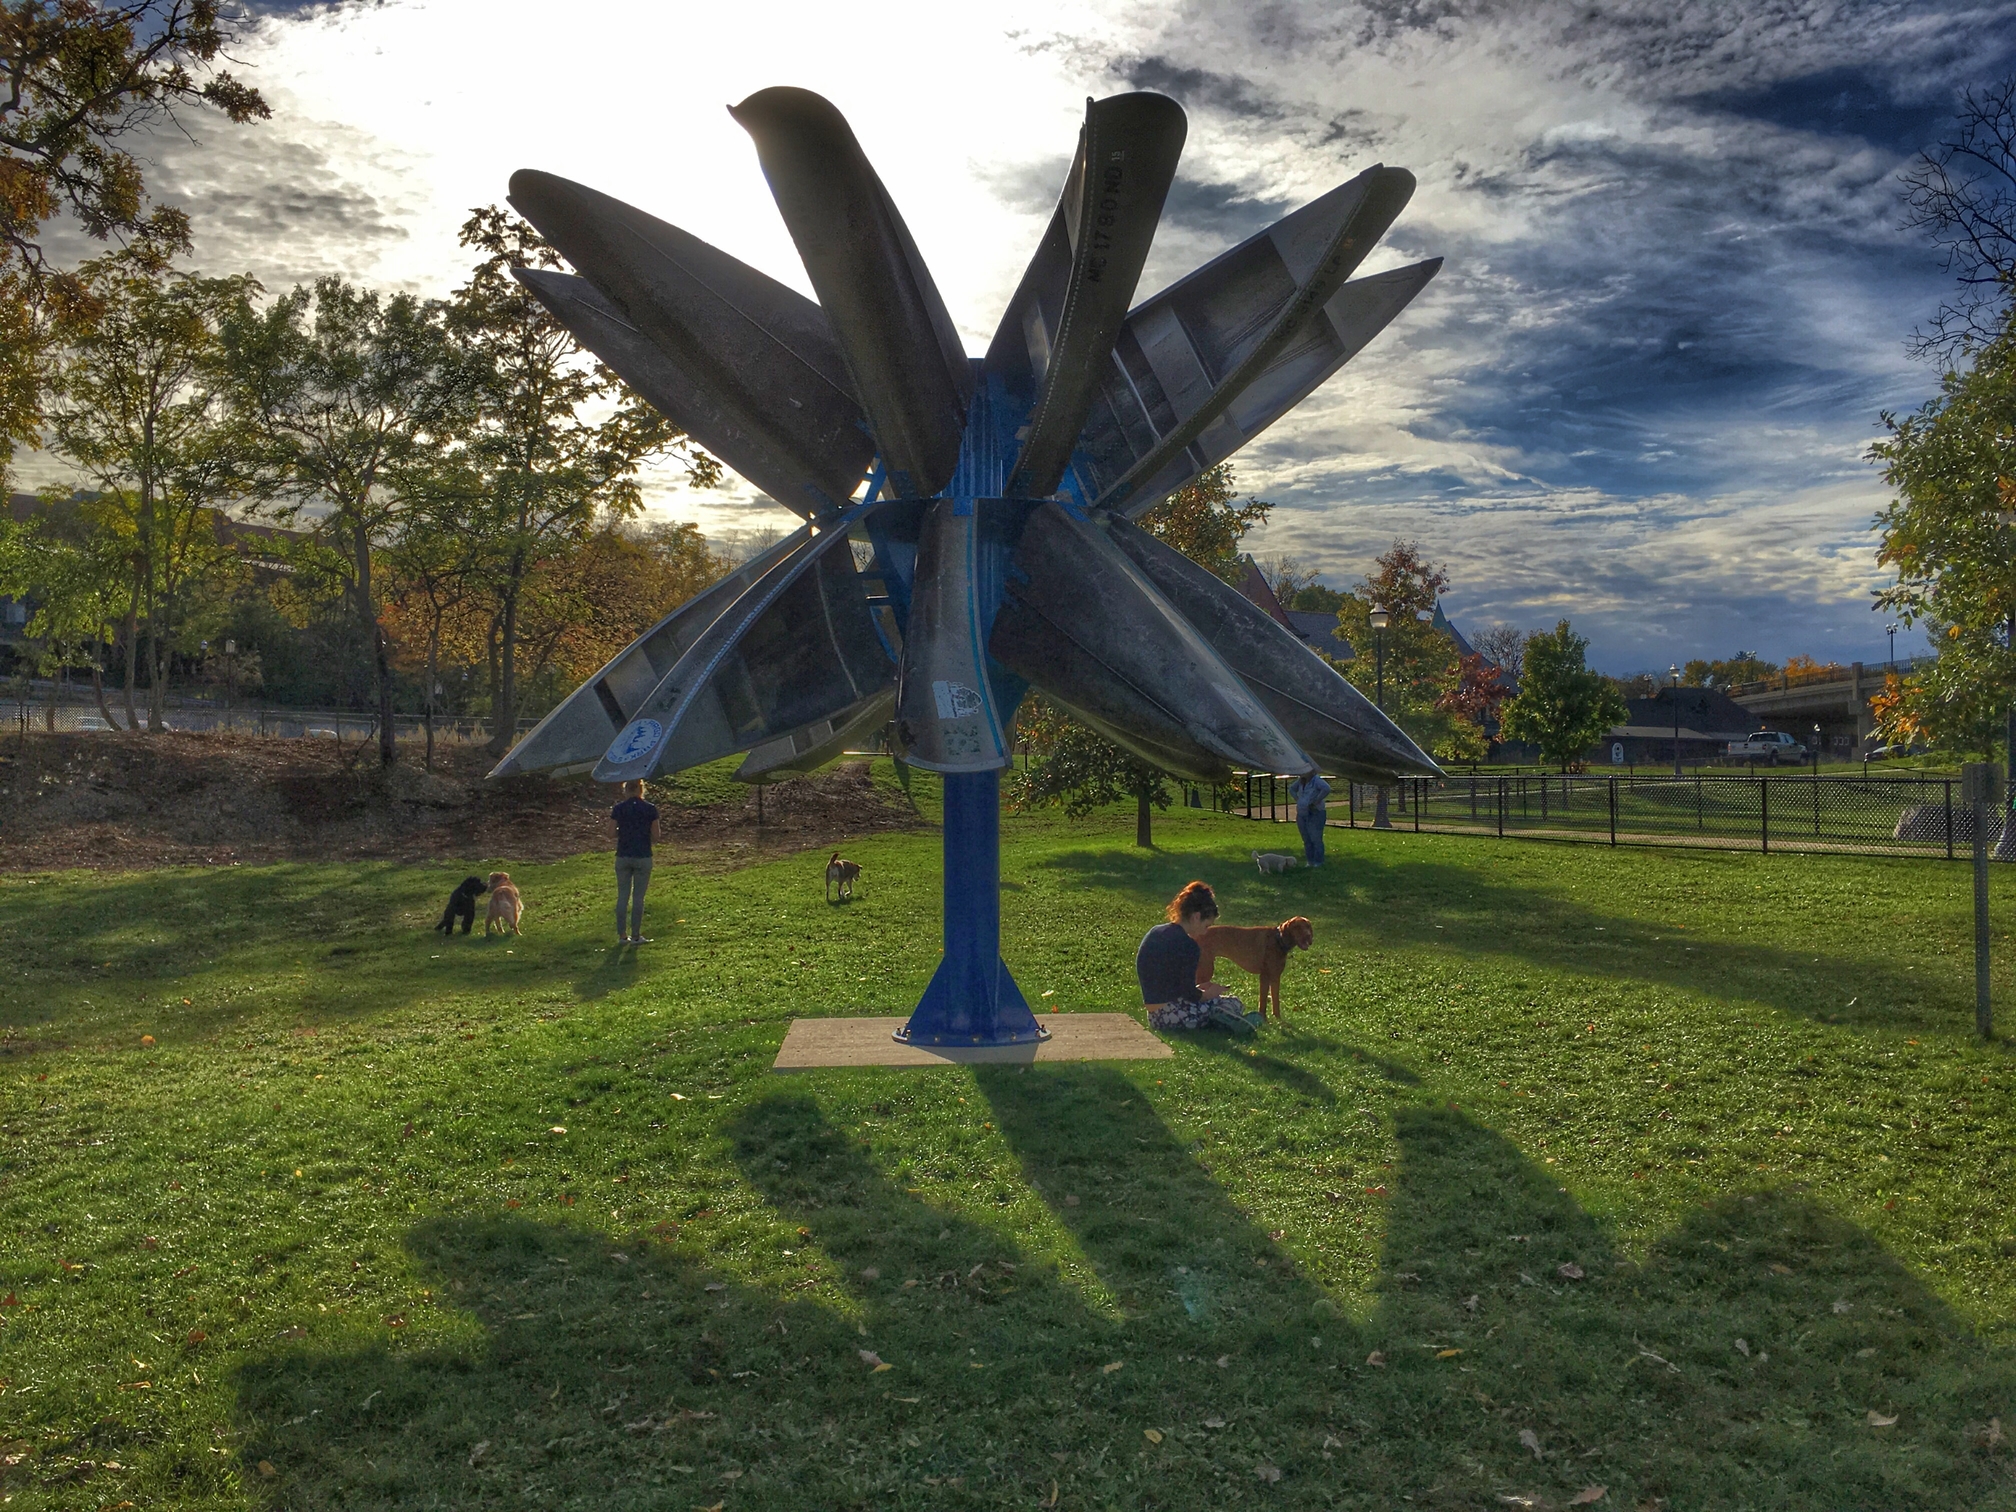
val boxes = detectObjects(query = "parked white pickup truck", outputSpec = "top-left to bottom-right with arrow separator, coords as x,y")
1725,729 -> 1809,765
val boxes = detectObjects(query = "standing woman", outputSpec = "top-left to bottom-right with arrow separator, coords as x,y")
609,779 -> 660,945
1293,770 -> 1331,866
1135,881 -> 1253,1034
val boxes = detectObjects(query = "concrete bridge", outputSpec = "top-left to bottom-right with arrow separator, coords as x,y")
1729,659 -> 1929,757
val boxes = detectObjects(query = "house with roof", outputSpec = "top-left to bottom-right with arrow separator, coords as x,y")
1594,685 -> 1761,766
1233,558 -> 1354,660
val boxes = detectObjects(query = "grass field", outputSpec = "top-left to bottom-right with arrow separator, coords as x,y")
6,773 -> 2016,1510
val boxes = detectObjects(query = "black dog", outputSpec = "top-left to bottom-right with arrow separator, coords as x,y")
436,875 -> 488,935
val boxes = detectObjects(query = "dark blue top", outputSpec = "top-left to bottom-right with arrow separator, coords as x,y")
1136,922 -> 1200,1005
611,797 -> 659,859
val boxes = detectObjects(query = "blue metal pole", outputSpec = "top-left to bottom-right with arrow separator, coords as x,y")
896,764 -> 1042,1044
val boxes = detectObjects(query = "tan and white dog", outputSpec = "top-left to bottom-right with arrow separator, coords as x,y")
825,852 -> 862,903
1252,851 -> 1301,874
484,872 -> 525,936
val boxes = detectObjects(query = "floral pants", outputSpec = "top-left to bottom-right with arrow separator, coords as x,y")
1148,995 -> 1249,1031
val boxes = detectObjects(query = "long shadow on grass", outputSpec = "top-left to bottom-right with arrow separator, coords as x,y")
235,1082 -> 2016,1509
1037,843 -> 1985,1039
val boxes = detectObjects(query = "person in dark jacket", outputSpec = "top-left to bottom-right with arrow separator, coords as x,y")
1293,771 -> 1331,865
1134,880 -> 1252,1033
609,779 -> 660,945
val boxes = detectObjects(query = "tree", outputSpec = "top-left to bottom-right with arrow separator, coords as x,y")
42,246 -> 255,728
1008,693 -> 1171,848
1474,624 -> 1527,684
1137,462 -> 1272,582
218,276 -> 458,764
1901,75 -> 2016,361
1332,540 -> 1482,762
1438,651 -> 1508,748
1868,301 -> 2016,757
442,206 -> 717,753
0,0 -> 268,479
1498,620 -> 1628,771
1681,651 -> 1779,688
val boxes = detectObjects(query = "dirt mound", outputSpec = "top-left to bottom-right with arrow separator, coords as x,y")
0,731 -> 924,871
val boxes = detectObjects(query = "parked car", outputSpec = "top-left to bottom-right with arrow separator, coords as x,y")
1725,729 -> 1809,765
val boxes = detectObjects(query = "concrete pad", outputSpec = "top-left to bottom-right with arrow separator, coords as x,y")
772,1013 -> 1172,1071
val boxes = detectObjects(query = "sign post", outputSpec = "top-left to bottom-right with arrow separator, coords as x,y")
1963,761 -> 2001,1039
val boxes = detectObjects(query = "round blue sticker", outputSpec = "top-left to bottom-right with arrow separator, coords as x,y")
606,718 -> 663,765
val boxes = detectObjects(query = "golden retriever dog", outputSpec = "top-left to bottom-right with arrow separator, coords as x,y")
825,851 -> 862,903
484,872 -> 524,936
1196,916 -> 1314,1020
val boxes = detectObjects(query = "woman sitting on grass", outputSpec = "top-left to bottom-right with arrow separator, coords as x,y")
1136,880 -> 1254,1034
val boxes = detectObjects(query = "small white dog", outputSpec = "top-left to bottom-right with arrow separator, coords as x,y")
1252,851 -> 1301,874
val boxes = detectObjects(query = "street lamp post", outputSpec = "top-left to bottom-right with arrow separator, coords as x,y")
1670,663 -> 1682,776
1370,606 -> 1392,830
1887,622 -> 1897,669
224,639 -> 235,729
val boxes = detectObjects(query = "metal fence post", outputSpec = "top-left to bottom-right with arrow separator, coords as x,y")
1348,781 -> 1356,828
1609,777 -> 1618,846
1965,763 -> 2000,1037
1498,777 -> 1506,837
1813,771 -> 1821,836
1414,779 -> 1422,833
1947,781 -> 1955,861
1760,777 -> 1769,855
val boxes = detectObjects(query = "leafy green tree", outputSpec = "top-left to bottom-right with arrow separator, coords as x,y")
0,494 -> 129,725
218,276 -> 459,764
1868,302 -> 2016,757
1137,462 -> 1271,582
1681,652 -> 1779,688
1007,693 -> 1171,848
441,207 -> 717,753
42,246 -> 256,728
0,0 -> 269,481
1498,620 -> 1628,771
1333,540 -> 1483,762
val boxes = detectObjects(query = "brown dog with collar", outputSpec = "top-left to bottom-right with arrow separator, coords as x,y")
1195,916 -> 1314,1020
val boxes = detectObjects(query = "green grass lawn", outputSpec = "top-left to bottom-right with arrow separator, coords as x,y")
6,780 -> 2016,1509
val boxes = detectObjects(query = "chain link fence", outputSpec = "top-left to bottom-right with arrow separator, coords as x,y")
1231,770 -> 2016,861
4,694 -> 534,746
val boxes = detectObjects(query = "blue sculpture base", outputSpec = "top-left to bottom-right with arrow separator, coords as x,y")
895,767 -> 1049,1047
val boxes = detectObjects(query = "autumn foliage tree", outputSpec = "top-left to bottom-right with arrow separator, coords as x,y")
0,0 -> 269,480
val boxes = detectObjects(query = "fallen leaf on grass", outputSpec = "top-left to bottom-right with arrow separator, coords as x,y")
1519,1428 -> 1544,1459
1569,1488 -> 1608,1506
1144,1428 -> 1163,1444
1364,1184 -> 1389,1197
1868,1411 -> 1898,1428
1044,1480 -> 1060,1507
1497,1498 -> 1543,1509
141,1035 -> 155,1047
704,1283 -> 726,1293
1365,1351 -> 1386,1367
1464,1294 -> 1480,1312
1833,1299 -> 1853,1314
1204,1418 -> 1226,1429
1734,1339 -> 1750,1358
1436,1348 -> 1463,1359
468,1441 -> 489,1467
1269,1229 -> 1285,1241
1984,1417 -> 2006,1448
1101,1361 -> 1124,1374
185,1330 -> 205,1345
1769,1262 -> 1793,1275
1254,1462 -> 1282,1482
1557,1263 -> 1585,1280
257,1461 -> 277,1479
548,1126 -> 566,1136
858,1350 -> 883,1368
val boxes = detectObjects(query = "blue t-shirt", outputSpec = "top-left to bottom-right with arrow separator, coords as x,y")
1136,922 -> 1201,1005
611,797 -> 659,859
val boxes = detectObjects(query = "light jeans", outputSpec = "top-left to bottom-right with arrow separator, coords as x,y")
1297,808 -> 1327,865
615,856 -> 653,939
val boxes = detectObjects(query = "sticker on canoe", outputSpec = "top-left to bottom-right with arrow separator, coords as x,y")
931,680 -> 984,720
606,718 -> 664,765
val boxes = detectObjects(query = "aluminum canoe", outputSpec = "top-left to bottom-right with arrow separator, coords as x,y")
1059,164 -> 1426,514
487,529 -> 804,779
593,519 -> 891,784
987,502 -> 1312,783
507,171 -> 872,517
893,500 -> 1015,773
1100,514 -> 1441,783
734,686 -> 896,784
730,87 -> 973,499
985,92 -> 1185,498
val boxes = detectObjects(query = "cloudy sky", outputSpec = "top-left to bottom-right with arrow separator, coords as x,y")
26,0 -> 2016,669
